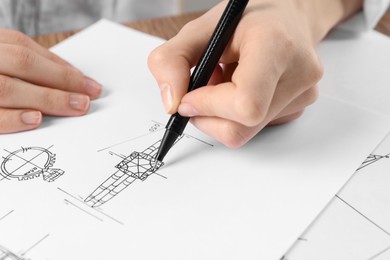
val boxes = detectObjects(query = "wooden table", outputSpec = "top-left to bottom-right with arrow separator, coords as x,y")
34,10 -> 390,48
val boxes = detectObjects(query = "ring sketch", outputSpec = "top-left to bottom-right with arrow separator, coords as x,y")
1,146 -> 64,182
85,137 -> 182,208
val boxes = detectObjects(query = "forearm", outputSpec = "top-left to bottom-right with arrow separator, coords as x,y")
296,0 -> 364,43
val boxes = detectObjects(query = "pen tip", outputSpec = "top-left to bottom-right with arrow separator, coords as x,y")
156,129 -> 181,163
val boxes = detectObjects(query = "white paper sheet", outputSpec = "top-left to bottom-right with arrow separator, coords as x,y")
0,20 -> 389,260
284,29 -> 390,259
285,133 -> 390,260
318,29 -> 390,115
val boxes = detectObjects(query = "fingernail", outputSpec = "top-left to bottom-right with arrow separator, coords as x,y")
84,77 -> 103,99
178,103 -> 198,117
69,94 -> 90,111
160,83 -> 173,113
21,111 -> 42,125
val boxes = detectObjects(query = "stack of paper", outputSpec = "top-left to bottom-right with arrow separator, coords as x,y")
0,20 -> 389,260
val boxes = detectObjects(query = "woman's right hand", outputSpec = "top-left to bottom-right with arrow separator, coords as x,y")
0,29 -> 103,134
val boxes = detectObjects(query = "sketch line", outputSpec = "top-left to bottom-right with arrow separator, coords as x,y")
58,187 -> 83,202
3,148 -> 44,175
0,174 -> 9,182
85,137 -> 180,207
95,208 -> 125,226
153,172 -> 168,179
151,120 -> 164,126
58,187 -> 123,225
4,145 -> 53,176
0,244 -> 25,260
367,245 -> 390,260
357,153 -> 390,171
336,195 -> 390,237
64,199 -> 103,222
21,233 -> 50,256
97,131 -> 164,153
184,133 -> 214,147
1,145 -> 64,182
108,151 -> 126,159
0,210 -> 14,222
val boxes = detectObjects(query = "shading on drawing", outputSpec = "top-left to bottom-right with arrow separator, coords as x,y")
1,146 -> 64,182
85,137 -> 182,208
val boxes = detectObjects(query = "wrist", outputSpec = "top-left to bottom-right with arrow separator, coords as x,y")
295,0 -> 363,43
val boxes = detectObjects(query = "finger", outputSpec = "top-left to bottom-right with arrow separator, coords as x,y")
190,116 -> 264,148
0,108 -> 42,134
0,75 -> 90,116
178,39 -> 282,127
208,64 -> 224,86
147,2 -> 228,113
0,44 -> 102,99
148,48 -> 191,113
268,110 -> 305,126
187,85 -> 318,147
0,29 -> 75,67
269,85 -> 319,125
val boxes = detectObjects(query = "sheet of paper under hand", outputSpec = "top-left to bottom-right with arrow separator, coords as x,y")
0,20 -> 389,260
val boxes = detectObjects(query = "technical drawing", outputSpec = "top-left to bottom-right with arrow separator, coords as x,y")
1,146 -> 64,182
85,137 -> 182,208
0,210 -> 14,223
357,153 -> 390,171
0,234 -> 49,260
0,245 -> 26,260
284,148 -> 390,260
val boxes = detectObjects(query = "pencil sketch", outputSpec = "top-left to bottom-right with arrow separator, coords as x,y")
0,245 -> 26,260
84,137 -> 182,208
1,146 -> 64,182
357,153 -> 390,171
284,149 -> 390,260
0,234 -> 49,260
0,210 -> 14,223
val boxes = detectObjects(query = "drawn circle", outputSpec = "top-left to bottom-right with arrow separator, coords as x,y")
1,147 -> 55,180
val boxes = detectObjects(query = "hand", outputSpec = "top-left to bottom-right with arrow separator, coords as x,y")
148,0 -> 362,147
0,29 -> 102,134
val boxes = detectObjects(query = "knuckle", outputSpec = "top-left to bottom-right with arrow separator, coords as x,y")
147,47 -> 165,69
10,30 -> 31,47
39,91 -> 58,111
219,123 -> 251,149
299,51 -> 324,89
310,57 -> 324,83
234,93 -> 267,126
180,20 -> 198,34
0,110 -> 9,130
0,76 -> 12,101
0,109 -> 17,133
262,20 -> 296,51
61,67 -> 80,90
302,51 -> 324,87
303,85 -> 319,106
0,29 -> 31,47
10,46 -> 36,70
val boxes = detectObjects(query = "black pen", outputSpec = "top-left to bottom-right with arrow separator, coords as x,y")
155,0 -> 249,162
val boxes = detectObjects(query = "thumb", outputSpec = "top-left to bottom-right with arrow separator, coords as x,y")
148,48 -> 191,114
147,5 -> 224,114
